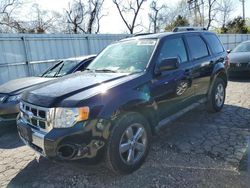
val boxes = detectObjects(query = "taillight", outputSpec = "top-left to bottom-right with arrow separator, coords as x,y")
225,55 -> 230,69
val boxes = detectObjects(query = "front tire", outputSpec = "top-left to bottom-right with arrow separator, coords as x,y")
105,112 -> 151,174
206,77 -> 226,113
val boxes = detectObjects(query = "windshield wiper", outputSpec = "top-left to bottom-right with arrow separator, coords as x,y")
54,63 -> 65,77
85,68 -> 95,71
94,69 -> 117,73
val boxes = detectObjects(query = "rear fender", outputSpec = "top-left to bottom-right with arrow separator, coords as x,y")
207,63 -> 227,98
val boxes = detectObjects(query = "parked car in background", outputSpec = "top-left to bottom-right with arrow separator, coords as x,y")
228,40 -> 250,75
17,31 -> 228,174
0,55 -> 95,126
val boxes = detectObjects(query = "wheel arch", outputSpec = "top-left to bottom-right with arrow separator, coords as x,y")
99,97 -> 158,135
120,105 -> 158,135
208,65 -> 228,98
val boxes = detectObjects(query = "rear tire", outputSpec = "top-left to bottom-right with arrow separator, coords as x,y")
206,77 -> 226,113
105,112 -> 151,175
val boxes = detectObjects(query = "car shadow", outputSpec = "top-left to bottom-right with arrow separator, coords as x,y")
7,157 -> 119,187
0,125 -> 24,149
229,73 -> 250,82
6,103 -> 250,187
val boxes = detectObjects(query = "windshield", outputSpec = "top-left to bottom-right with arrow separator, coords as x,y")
232,42 -> 250,52
42,60 -> 80,77
87,39 -> 157,73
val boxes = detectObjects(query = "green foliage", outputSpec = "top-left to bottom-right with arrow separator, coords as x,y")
220,17 -> 248,34
165,15 -> 189,31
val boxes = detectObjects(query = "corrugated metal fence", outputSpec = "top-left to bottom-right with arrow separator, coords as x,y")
0,34 -> 130,84
0,33 -> 250,85
219,34 -> 250,51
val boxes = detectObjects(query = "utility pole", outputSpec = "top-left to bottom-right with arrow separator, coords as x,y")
187,0 -> 204,27
239,0 -> 245,20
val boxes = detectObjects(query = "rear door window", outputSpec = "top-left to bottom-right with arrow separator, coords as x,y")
204,34 -> 224,54
186,35 -> 209,60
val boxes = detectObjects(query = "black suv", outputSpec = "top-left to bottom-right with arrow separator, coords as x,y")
17,31 -> 229,174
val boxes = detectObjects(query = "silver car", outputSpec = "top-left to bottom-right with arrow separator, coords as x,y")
0,55 -> 95,126
228,41 -> 250,75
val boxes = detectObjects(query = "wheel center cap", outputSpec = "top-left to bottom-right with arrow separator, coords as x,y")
130,140 -> 135,147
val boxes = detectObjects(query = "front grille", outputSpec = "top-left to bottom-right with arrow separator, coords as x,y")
231,63 -> 249,68
20,101 -> 51,132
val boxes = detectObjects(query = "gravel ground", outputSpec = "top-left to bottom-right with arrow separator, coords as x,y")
0,78 -> 250,188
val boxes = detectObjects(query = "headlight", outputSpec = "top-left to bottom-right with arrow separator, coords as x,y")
53,107 -> 89,128
0,96 -> 6,103
7,94 -> 22,102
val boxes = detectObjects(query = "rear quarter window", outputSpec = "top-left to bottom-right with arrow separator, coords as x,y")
204,34 -> 224,54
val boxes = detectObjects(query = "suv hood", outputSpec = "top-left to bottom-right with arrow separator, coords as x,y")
22,72 -> 142,107
0,77 -> 53,95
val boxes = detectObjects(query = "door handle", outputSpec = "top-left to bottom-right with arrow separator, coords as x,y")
209,60 -> 216,65
184,69 -> 192,75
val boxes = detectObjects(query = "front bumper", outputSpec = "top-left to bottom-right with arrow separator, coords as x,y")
0,102 -> 19,125
229,62 -> 250,72
17,118 -> 111,161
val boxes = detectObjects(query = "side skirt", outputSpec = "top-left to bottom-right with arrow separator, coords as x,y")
155,98 -> 207,133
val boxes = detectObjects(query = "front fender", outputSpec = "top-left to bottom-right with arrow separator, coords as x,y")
98,89 -> 152,117
97,88 -> 158,125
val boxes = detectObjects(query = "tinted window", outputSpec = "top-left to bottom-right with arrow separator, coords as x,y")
204,34 -> 224,54
232,42 -> 250,52
158,37 -> 187,63
186,35 -> 209,59
76,59 -> 92,71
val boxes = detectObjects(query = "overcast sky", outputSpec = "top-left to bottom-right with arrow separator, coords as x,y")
29,0 -> 249,34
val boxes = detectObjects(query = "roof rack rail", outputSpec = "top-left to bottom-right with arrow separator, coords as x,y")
173,27 -> 207,32
134,33 -> 153,37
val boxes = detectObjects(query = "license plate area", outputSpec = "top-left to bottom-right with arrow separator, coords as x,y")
18,125 -> 33,142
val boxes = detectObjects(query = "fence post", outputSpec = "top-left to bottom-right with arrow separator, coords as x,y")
21,36 -> 32,76
85,35 -> 91,54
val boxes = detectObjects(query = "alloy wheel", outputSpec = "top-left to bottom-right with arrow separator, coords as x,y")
215,83 -> 225,107
119,123 -> 147,165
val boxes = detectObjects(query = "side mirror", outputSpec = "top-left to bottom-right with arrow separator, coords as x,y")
227,49 -> 232,54
157,57 -> 180,73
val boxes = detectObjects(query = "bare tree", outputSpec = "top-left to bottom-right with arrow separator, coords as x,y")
148,1 -> 167,33
112,0 -> 146,34
217,0 -> 234,28
187,0 -> 219,30
93,0 -> 106,33
206,0 -> 218,30
158,0 -> 189,31
0,0 -> 22,32
24,4 -> 61,33
65,0 -> 105,34
87,0 -> 105,33
66,0 -> 85,33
